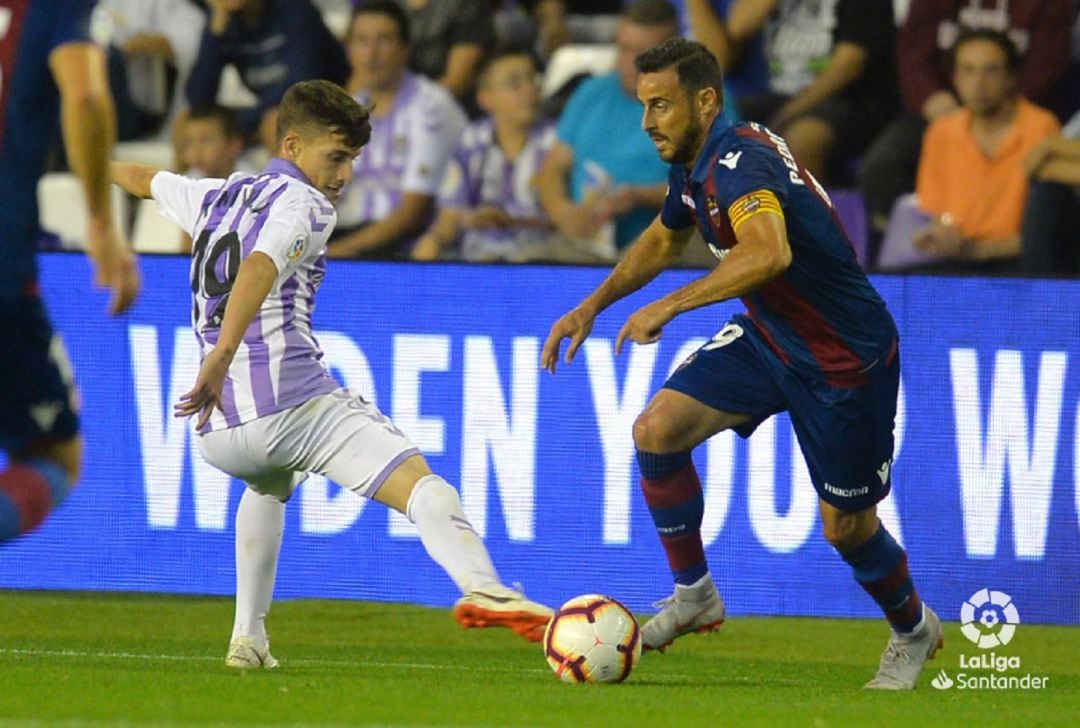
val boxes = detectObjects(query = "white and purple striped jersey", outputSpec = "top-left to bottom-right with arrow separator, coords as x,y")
336,72 -> 467,229
440,118 -> 557,260
151,158 -> 339,433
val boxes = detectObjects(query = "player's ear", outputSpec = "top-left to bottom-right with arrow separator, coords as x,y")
280,132 -> 303,161
697,86 -> 719,116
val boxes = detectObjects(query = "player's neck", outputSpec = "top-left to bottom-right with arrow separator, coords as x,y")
686,111 -> 722,170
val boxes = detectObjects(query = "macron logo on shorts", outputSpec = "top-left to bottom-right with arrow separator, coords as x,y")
823,483 -> 870,499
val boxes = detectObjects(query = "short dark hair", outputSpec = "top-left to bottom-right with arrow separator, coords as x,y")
276,80 -> 371,149
622,0 -> 679,28
635,38 -> 725,104
186,104 -> 242,139
951,28 -> 1022,73
476,43 -> 538,88
350,0 -> 411,45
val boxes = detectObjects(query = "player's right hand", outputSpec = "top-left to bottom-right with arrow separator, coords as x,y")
87,221 -> 141,315
541,307 -> 595,374
175,349 -> 230,430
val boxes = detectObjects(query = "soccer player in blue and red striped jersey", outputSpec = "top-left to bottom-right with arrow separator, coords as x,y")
542,38 -> 942,690
0,0 -> 139,544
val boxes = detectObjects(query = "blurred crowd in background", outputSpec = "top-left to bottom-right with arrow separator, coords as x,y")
44,0 -> 1080,277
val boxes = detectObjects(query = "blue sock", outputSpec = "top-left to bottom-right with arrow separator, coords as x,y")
842,525 -> 923,633
637,450 -> 707,586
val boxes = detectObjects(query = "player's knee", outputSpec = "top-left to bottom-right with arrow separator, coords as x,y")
632,411 -> 677,453
405,474 -> 464,522
823,519 -> 854,550
28,437 -> 82,488
60,449 -> 81,487
823,514 -> 874,552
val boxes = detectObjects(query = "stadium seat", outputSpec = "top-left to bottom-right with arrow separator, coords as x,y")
541,44 -> 617,99
114,140 -> 174,169
131,198 -> 185,254
876,193 -> 936,271
37,172 -> 129,250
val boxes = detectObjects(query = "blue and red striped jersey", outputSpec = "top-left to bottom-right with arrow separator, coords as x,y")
0,0 -> 97,296
661,116 -> 898,384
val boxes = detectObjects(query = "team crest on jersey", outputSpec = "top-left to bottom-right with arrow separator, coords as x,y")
286,235 -> 306,261
706,195 -> 721,222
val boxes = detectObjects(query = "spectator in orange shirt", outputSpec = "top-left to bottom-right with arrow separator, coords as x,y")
858,0 -> 1072,233
914,29 -> 1059,270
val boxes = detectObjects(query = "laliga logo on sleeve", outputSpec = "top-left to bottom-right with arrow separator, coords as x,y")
286,235 -> 306,261
961,588 -> 1020,649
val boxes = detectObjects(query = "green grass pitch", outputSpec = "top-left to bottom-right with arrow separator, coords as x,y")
0,591 -> 1076,726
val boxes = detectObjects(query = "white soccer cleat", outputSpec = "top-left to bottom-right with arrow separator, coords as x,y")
641,578 -> 726,652
225,636 -> 280,669
865,605 -> 944,690
452,584 -> 554,643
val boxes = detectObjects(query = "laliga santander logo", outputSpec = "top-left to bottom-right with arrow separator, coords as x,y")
960,588 -> 1020,649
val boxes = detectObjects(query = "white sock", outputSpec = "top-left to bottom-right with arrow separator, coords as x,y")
406,474 -> 501,594
232,488 -> 285,647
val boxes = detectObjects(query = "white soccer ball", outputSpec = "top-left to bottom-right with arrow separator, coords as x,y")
543,594 -> 642,684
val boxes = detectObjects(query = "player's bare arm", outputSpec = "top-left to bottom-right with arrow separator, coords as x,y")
50,42 -> 140,315
541,216 -> 693,373
110,162 -> 163,199
615,208 -> 790,354
175,252 -> 278,429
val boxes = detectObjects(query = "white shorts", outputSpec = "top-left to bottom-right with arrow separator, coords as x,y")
197,387 -> 421,501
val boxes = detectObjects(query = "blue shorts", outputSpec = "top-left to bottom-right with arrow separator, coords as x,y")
665,315 -> 898,512
0,292 -> 79,454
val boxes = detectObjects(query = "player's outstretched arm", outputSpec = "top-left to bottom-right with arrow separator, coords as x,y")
175,252 -> 278,429
634,209 -> 790,334
110,162 -> 164,199
616,209 -> 790,354
541,216 -> 692,373
50,42 -> 140,315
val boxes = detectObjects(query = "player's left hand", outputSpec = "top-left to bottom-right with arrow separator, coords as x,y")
87,218 -> 141,315
175,349 -> 230,429
615,300 -> 675,355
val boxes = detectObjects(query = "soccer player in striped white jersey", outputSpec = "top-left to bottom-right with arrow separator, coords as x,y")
110,80 -> 552,668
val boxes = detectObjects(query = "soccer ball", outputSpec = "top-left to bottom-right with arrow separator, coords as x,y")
543,594 -> 642,684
